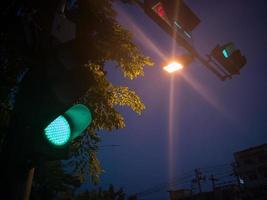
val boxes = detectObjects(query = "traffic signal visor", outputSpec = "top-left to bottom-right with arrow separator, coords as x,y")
64,104 -> 92,140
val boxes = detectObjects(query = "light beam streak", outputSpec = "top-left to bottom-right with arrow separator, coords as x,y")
168,75 -> 175,188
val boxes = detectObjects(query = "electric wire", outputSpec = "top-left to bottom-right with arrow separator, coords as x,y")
133,162 -> 236,198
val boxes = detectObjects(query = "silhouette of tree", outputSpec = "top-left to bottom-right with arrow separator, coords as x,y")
75,185 -> 125,200
30,161 -> 81,200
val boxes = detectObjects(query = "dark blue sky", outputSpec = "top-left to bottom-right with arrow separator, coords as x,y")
84,1 -> 267,199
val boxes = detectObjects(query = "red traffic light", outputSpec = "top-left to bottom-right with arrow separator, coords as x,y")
144,0 -> 200,32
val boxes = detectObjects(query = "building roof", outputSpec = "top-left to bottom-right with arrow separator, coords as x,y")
234,143 -> 267,156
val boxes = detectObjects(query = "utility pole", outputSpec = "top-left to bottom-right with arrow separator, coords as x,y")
192,168 -> 206,193
209,174 -> 218,191
23,167 -> 35,200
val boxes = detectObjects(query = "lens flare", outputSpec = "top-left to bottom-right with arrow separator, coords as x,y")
168,75 -> 175,186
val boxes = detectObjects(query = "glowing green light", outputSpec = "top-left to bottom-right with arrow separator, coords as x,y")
44,115 -> 71,146
222,49 -> 229,58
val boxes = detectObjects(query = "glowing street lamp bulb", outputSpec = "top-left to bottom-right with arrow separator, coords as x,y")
163,62 -> 183,73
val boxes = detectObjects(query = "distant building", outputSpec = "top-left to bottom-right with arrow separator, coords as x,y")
213,184 -> 240,200
234,144 -> 267,187
168,189 -> 192,200
167,144 -> 267,200
168,185 -> 239,200
234,143 -> 267,199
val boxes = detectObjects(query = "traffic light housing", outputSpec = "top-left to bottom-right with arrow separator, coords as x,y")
34,103 -> 92,160
43,104 -> 92,147
144,0 -> 200,39
211,43 -> 246,75
9,45 -> 95,161
0,2 -> 96,197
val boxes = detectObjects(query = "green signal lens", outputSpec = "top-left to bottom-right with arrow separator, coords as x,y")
44,115 -> 71,146
222,49 -> 229,58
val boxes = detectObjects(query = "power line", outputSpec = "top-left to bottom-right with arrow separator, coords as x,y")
134,163 -> 234,198
136,172 -> 195,197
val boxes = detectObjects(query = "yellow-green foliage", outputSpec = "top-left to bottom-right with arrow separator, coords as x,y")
67,0 -> 153,184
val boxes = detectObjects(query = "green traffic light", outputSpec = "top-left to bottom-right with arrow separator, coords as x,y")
43,104 -> 92,147
222,43 -> 235,58
44,115 -> 71,146
222,49 -> 229,58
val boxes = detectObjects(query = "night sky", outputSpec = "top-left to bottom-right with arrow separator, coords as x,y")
82,1 -> 267,199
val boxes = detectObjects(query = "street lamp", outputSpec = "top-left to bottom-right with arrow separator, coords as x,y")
163,61 -> 183,73
163,54 -> 194,73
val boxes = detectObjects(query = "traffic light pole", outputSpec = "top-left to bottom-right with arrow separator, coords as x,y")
133,0 -> 231,81
23,167 -> 35,200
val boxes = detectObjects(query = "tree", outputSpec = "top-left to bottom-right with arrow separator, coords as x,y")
75,185 -> 125,200
30,161 -> 81,200
0,0 -> 153,186
31,162 -> 125,200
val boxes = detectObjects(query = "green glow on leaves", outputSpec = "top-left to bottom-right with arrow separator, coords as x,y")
44,115 -> 71,146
